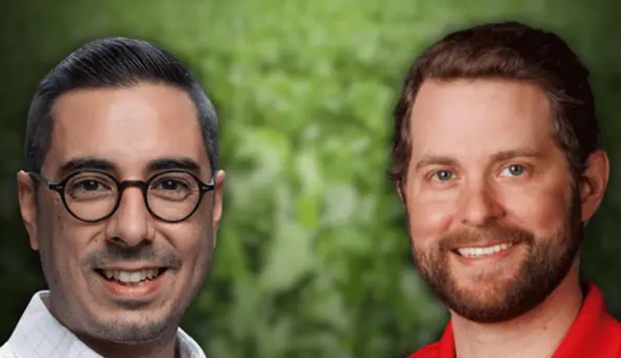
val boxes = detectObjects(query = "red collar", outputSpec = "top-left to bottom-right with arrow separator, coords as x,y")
551,283 -> 621,357
409,283 -> 621,358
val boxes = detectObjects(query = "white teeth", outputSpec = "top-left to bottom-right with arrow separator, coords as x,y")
144,269 -> 158,280
129,272 -> 141,283
457,243 -> 513,258
101,269 -> 162,284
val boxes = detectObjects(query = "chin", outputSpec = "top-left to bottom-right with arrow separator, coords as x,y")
87,314 -> 174,343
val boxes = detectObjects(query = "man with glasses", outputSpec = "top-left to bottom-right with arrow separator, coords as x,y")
0,37 -> 224,358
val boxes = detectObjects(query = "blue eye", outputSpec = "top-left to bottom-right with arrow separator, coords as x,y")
503,164 -> 526,176
433,170 -> 454,181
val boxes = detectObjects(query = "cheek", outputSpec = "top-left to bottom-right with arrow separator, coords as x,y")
167,223 -> 213,292
50,224 -> 90,270
502,185 -> 571,237
406,196 -> 455,246
165,221 -> 213,262
38,209 -> 89,289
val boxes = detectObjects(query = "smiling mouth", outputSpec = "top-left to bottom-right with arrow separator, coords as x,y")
452,242 -> 515,258
94,268 -> 168,286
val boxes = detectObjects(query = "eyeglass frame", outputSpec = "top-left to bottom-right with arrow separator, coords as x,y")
28,169 -> 216,223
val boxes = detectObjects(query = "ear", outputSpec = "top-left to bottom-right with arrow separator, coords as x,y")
579,150 -> 609,224
211,170 -> 226,243
16,170 -> 40,250
396,179 -> 406,205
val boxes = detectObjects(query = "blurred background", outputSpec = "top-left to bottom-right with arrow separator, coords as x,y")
0,0 -> 618,357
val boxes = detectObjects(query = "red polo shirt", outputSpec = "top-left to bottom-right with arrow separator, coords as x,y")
406,283 -> 621,358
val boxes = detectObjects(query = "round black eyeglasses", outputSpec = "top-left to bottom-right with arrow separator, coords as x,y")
28,170 -> 215,223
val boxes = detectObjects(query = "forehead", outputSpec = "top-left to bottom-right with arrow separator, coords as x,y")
44,83 -> 209,176
409,79 -> 555,157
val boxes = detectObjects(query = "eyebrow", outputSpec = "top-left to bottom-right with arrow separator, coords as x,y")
55,157 -> 204,180
490,149 -> 545,162
57,157 -> 118,179
414,149 -> 545,171
146,157 -> 203,177
414,155 -> 458,171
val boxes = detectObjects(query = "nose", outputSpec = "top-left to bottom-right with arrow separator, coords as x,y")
457,178 -> 505,227
105,186 -> 155,247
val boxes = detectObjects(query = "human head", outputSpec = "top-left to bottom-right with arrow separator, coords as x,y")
390,22 -> 609,322
24,37 -> 219,177
16,37 -> 225,349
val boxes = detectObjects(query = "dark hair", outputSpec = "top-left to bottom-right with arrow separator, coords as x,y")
390,21 -> 599,187
24,37 -> 219,176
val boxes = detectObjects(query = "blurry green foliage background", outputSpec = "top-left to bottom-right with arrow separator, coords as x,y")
0,0 -> 619,357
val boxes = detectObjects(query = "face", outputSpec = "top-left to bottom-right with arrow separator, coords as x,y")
401,79 -> 589,323
17,83 -> 225,343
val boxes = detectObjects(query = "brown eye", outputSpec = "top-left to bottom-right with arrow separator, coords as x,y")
79,180 -> 101,191
159,179 -> 185,191
65,173 -> 115,201
149,173 -> 197,202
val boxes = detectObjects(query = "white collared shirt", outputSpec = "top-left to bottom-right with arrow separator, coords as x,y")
0,291 -> 207,358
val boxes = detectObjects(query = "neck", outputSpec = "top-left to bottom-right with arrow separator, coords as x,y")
451,262 -> 583,358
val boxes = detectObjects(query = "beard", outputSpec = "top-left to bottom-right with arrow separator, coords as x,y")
410,193 -> 583,324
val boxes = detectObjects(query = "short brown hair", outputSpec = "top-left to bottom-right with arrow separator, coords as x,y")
390,21 -> 600,187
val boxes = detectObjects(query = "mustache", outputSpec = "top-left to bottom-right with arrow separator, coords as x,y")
84,241 -> 183,269
438,223 -> 535,252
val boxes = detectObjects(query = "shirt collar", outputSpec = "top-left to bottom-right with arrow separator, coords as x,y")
551,283 -> 621,358
435,283 -> 621,358
5,291 -> 207,358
